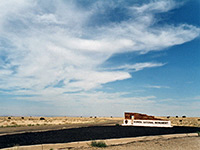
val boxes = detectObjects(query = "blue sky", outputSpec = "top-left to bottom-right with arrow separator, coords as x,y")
0,0 -> 200,117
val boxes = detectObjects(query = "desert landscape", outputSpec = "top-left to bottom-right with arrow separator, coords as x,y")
0,116 -> 123,137
159,116 -> 200,127
0,115 -> 200,136
0,116 -> 200,150
0,116 -> 121,128
0,116 -> 200,128
0,116 -> 122,135
69,136 -> 200,150
1,0 -> 200,149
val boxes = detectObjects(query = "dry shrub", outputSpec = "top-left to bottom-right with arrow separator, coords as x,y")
91,141 -> 107,147
40,117 -> 45,120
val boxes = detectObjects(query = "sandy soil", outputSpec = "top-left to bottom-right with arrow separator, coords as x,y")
0,116 -> 200,128
72,136 -> 200,150
0,116 -> 122,127
0,116 -> 199,136
158,116 -> 200,127
0,117 -> 122,135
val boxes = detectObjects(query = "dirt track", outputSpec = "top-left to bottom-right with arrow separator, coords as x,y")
0,126 -> 200,149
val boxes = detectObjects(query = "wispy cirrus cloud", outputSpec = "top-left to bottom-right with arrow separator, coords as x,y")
193,96 -> 200,100
145,85 -> 170,89
108,62 -> 165,72
0,0 -> 199,102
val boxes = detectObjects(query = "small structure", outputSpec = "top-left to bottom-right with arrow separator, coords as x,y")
122,112 -> 172,127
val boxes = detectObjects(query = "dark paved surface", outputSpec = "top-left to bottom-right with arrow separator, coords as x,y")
0,126 -> 199,149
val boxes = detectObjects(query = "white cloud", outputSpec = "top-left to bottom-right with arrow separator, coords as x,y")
145,85 -> 170,89
109,62 -> 165,72
130,0 -> 177,14
0,0 -> 199,103
193,96 -> 200,100
0,69 -> 12,76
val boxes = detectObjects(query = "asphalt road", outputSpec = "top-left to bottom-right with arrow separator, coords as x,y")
0,126 -> 199,149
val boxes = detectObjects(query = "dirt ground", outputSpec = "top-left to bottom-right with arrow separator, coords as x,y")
159,116 -> 200,127
0,116 -> 199,136
0,117 -> 122,135
71,136 -> 200,150
0,116 -> 122,127
0,116 -> 199,128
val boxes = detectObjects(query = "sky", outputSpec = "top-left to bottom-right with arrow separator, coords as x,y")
0,0 -> 200,117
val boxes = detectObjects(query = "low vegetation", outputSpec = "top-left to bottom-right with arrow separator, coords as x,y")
0,124 -> 22,128
40,117 -> 45,120
91,141 -> 107,148
158,116 -> 200,127
28,124 -> 34,126
197,131 -> 200,136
